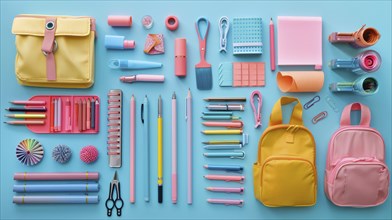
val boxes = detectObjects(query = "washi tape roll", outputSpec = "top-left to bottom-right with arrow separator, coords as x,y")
277,71 -> 324,92
108,16 -> 132,27
166,15 -> 179,31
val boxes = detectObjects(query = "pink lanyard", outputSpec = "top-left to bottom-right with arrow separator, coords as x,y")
250,90 -> 262,128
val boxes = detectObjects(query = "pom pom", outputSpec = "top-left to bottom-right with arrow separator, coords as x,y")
16,138 -> 44,166
80,145 -> 98,164
52,145 -> 72,164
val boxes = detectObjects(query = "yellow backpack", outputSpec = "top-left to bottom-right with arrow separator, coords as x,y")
253,96 -> 317,207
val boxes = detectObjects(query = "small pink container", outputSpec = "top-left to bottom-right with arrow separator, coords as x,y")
175,38 -> 187,77
108,15 -> 132,27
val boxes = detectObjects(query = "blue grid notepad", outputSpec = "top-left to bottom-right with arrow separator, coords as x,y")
232,17 -> 263,55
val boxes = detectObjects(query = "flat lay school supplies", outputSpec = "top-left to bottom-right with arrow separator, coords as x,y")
106,171 -> 124,216
142,95 -> 150,202
195,17 -> 212,90
232,17 -> 263,55
329,24 -> 380,48
330,50 -> 381,74
107,90 -> 122,167
277,16 -> 322,69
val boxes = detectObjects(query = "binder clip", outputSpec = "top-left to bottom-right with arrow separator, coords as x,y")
329,24 -> 380,48
330,50 -> 381,74
329,76 -> 378,96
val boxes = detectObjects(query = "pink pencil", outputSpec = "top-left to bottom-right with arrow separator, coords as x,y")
186,89 -> 192,204
10,100 -> 46,105
270,18 -> 276,71
130,95 -> 135,203
171,92 -> 177,204
4,121 -> 45,125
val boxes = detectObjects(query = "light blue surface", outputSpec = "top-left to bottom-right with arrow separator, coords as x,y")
1,0 -> 391,219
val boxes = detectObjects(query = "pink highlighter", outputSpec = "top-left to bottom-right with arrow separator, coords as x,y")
175,38 -> 187,77
120,75 -> 164,83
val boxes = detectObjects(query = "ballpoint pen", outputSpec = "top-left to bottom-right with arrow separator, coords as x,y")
206,187 -> 244,194
204,175 -> 245,183
203,164 -> 243,173
186,89 -> 192,205
130,95 -> 135,203
201,129 -> 243,135
142,95 -> 150,202
202,111 -> 233,115
120,75 -> 165,83
203,151 -> 245,159
206,104 -> 244,111
203,144 -> 243,150
207,199 -> 244,207
201,115 -> 240,120
202,121 -> 243,128
157,95 -> 163,203
171,92 -> 177,204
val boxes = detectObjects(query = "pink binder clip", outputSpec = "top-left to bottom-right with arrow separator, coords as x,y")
250,90 -> 262,128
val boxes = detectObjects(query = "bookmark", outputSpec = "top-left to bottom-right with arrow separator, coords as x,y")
107,89 -> 122,168
207,199 -> 243,207
206,187 -> 244,194
204,175 -> 245,183
203,151 -> 245,159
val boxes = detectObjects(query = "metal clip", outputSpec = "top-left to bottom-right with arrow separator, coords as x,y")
312,111 -> 328,124
303,95 -> 320,110
219,16 -> 230,53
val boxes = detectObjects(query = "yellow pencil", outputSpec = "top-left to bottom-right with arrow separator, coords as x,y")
157,96 -> 163,203
201,129 -> 243,135
5,114 -> 46,119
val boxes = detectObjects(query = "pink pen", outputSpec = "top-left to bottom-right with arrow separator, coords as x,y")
202,121 -> 243,128
171,92 -> 177,204
270,18 -> 276,71
130,95 -> 135,203
204,175 -> 245,183
206,187 -> 244,194
120,75 -> 164,83
207,199 -> 244,207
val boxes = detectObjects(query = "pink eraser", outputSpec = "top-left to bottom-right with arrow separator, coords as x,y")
175,38 -> 187,77
108,15 -> 132,27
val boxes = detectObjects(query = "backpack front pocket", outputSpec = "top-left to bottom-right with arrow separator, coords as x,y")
260,156 -> 317,207
329,158 -> 390,207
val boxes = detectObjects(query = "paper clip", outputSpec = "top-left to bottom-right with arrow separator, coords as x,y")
312,111 -> 328,124
219,16 -> 230,53
303,95 -> 320,110
250,90 -> 262,128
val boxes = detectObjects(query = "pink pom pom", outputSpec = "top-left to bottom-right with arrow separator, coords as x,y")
80,145 -> 98,164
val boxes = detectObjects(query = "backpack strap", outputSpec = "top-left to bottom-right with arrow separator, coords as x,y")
340,102 -> 371,127
269,96 -> 303,126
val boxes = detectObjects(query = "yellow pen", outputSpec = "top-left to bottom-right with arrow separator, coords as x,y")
157,95 -> 163,203
5,114 -> 46,119
201,129 -> 243,135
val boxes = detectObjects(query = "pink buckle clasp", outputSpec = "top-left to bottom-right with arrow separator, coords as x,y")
250,90 -> 262,128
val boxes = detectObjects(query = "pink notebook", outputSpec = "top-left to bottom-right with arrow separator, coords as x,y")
277,16 -> 322,70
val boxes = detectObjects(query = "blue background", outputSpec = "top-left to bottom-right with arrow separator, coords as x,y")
1,0 -> 391,219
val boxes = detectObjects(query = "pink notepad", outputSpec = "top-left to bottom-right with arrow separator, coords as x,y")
277,16 -> 322,69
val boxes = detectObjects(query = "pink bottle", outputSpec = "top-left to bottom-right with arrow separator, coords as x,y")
175,38 -> 187,77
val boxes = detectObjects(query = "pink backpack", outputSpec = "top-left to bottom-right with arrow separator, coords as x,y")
325,102 -> 389,207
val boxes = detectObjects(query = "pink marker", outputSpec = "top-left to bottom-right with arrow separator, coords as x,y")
171,92 -> 177,204
202,121 -> 243,128
206,187 -> 244,194
204,175 -> 245,183
270,18 -> 276,71
120,75 -> 164,83
130,95 -> 135,203
207,199 -> 244,207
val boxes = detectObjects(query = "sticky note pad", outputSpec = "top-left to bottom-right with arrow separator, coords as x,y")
277,16 -> 322,69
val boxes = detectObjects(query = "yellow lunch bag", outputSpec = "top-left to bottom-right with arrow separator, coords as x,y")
12,14 -> 96,88
253,96 -> 317,207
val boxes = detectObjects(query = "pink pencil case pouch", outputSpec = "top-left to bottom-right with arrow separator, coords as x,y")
25,95 -> 99,134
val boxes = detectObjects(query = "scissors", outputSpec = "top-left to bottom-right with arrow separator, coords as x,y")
105,171 -> 124,217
